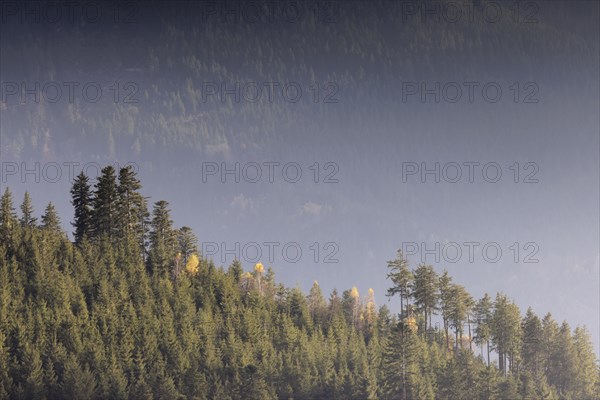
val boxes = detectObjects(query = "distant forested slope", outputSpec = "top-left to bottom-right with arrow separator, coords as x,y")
1,1 -> 597,165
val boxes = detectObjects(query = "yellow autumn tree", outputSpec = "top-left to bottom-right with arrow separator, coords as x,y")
365,288 -> 377,329
406,305 -> 418,333
254,262 -> 264,294
350,286 -> 360,327
254,262 -> 264,274
185,253 -> 200,275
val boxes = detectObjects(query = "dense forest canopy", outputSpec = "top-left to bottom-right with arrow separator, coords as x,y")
0,165 -> 598,399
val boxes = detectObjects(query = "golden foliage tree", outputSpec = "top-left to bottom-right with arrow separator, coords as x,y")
185,253 -> 200,275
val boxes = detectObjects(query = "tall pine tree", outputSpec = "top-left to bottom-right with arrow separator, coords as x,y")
19,192 -> 37,227
148,200 -> 176,277
93,166 -> 119,239
41,202 -> 62,233
70,171 -> 93,243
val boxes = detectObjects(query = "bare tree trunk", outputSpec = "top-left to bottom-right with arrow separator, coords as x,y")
455,329 -> 459,352
467,317 -> 473,351
444,319 -> 449,353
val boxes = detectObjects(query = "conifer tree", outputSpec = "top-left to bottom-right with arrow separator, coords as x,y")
448,284 -> 474,351
177,226 -> 198,265
0,330 -> 12,399
521,307 -> 544,377
117,165 -> 147,243
474,293 -> 493,366
411,264 -> 438,334
382,321 -> 424,400
93,166 -> 119,239
0,188 -> 17,231
228,259 -> 243,283
148,200 -> 176,276
23,345 -> 45,399
572,326 -> 599,398
386,250 -> 413,314
41,202 -> 62,233
553,322 -> 578,394
19,191 -> 37,227
492,293 -> 522,375
492,293 -> 511,375
541,313 -> 560,387
438,270 -> 453,352
70,171 -> 93,243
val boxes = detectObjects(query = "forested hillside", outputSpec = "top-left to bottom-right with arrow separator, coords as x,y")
0,165 -> 598,399
1,1 -> 596,164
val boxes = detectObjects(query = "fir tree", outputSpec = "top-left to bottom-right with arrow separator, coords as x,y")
19,191 -> 37,227
117,165 -> 147,243
93,166 -> 119,239
177,226 -> 198,265
70,171 -> 93,243
41,202 -> 62,233
411,264 -> 438,334
386,250 -> 413,314
148,200 -> 176,276
474,293 -> 493,366
438,270 -> 453,352
0,188 -> 17,232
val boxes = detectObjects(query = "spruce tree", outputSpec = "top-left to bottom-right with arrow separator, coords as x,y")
148,200 -> 176,276
0,330 -> 12,399
382,321 -> 423,400
411,264 -> 438,334
386,250 -> 413,314
448,284 -> 474,351
177,226 -> 198,265
572,326 -> 599,398
521,307 -> 544,378
228,259 -> 243,283
0,188 -> 17,231
473,293 -> 493,366
93,166 -> 119,239
541,313 -> 561,387
70,171 -> 93,243
23,345 -> 45,399
491,293 -> 522,375
0,188 -> 17,251
438,270 -> 453,352
41,202 -> 62,233
117,165 -> 147,241
19,191 -> 37,227
553,322 -> 578,394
